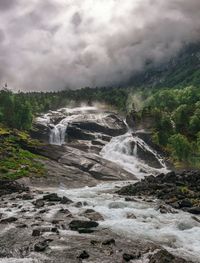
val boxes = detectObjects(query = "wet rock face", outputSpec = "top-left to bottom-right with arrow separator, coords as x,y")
32,108 -> 127,144
118,170 -> 200,214
130,138 -> 162,169
68,113 -> 127,138
28,143 -> 135,188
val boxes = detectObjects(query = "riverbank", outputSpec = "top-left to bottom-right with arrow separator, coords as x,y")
117,170 -> 200,215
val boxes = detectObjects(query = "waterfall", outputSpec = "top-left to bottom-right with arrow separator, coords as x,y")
48,106 -> 109,146
49,123 -> 67,145
100,132 -> 168,179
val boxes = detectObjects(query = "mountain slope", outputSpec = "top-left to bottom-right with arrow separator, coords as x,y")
128,43 -> 200,88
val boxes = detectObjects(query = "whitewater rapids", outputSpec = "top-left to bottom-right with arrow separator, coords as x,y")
55,181 -> 200,263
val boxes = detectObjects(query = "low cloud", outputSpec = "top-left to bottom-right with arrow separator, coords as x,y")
0,0 -> 199,91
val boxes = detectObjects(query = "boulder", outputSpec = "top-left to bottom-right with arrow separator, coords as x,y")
43,193 -> 62,202
157,204 -> 178,214
178,199 -> 193,208
21,193 -> 34,200
77,250 -> 90,259
69,220 -> 99,233
60,196 -> 73,204
0,217 -> 17,224
81,209 -> 104,221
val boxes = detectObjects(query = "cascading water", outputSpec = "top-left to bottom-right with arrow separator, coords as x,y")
48,106 -> 113,146
100,132 -> 168,179
49,123 -> 68,145
29,107 -> 200,262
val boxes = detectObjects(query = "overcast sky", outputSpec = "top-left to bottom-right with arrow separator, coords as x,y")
0,0 -> 199,91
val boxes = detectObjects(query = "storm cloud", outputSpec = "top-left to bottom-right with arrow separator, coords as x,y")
0,0 -> 200,91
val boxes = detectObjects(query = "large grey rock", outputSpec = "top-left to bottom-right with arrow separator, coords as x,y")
30,123 -> 50,143
29,143 -> 135,187
69,220 -> 99,233
68,113 -> 127,137
32,109 -> 127,144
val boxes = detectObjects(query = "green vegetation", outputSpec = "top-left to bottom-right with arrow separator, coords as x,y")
0,126 -> 45,180
0,89 -> 32,130
130,86 -> 200,168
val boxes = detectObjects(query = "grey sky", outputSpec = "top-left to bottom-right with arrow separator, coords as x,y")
0,0 -> 199,91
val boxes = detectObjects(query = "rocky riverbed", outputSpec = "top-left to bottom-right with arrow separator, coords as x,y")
0,180 -> 195,263
0,106 -> 199,263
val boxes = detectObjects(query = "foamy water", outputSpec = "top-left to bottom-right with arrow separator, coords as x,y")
56,181 -> 200,262
100,132 -> 168,179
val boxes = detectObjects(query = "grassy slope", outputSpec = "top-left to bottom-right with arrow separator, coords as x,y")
0,125 -> 46,180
